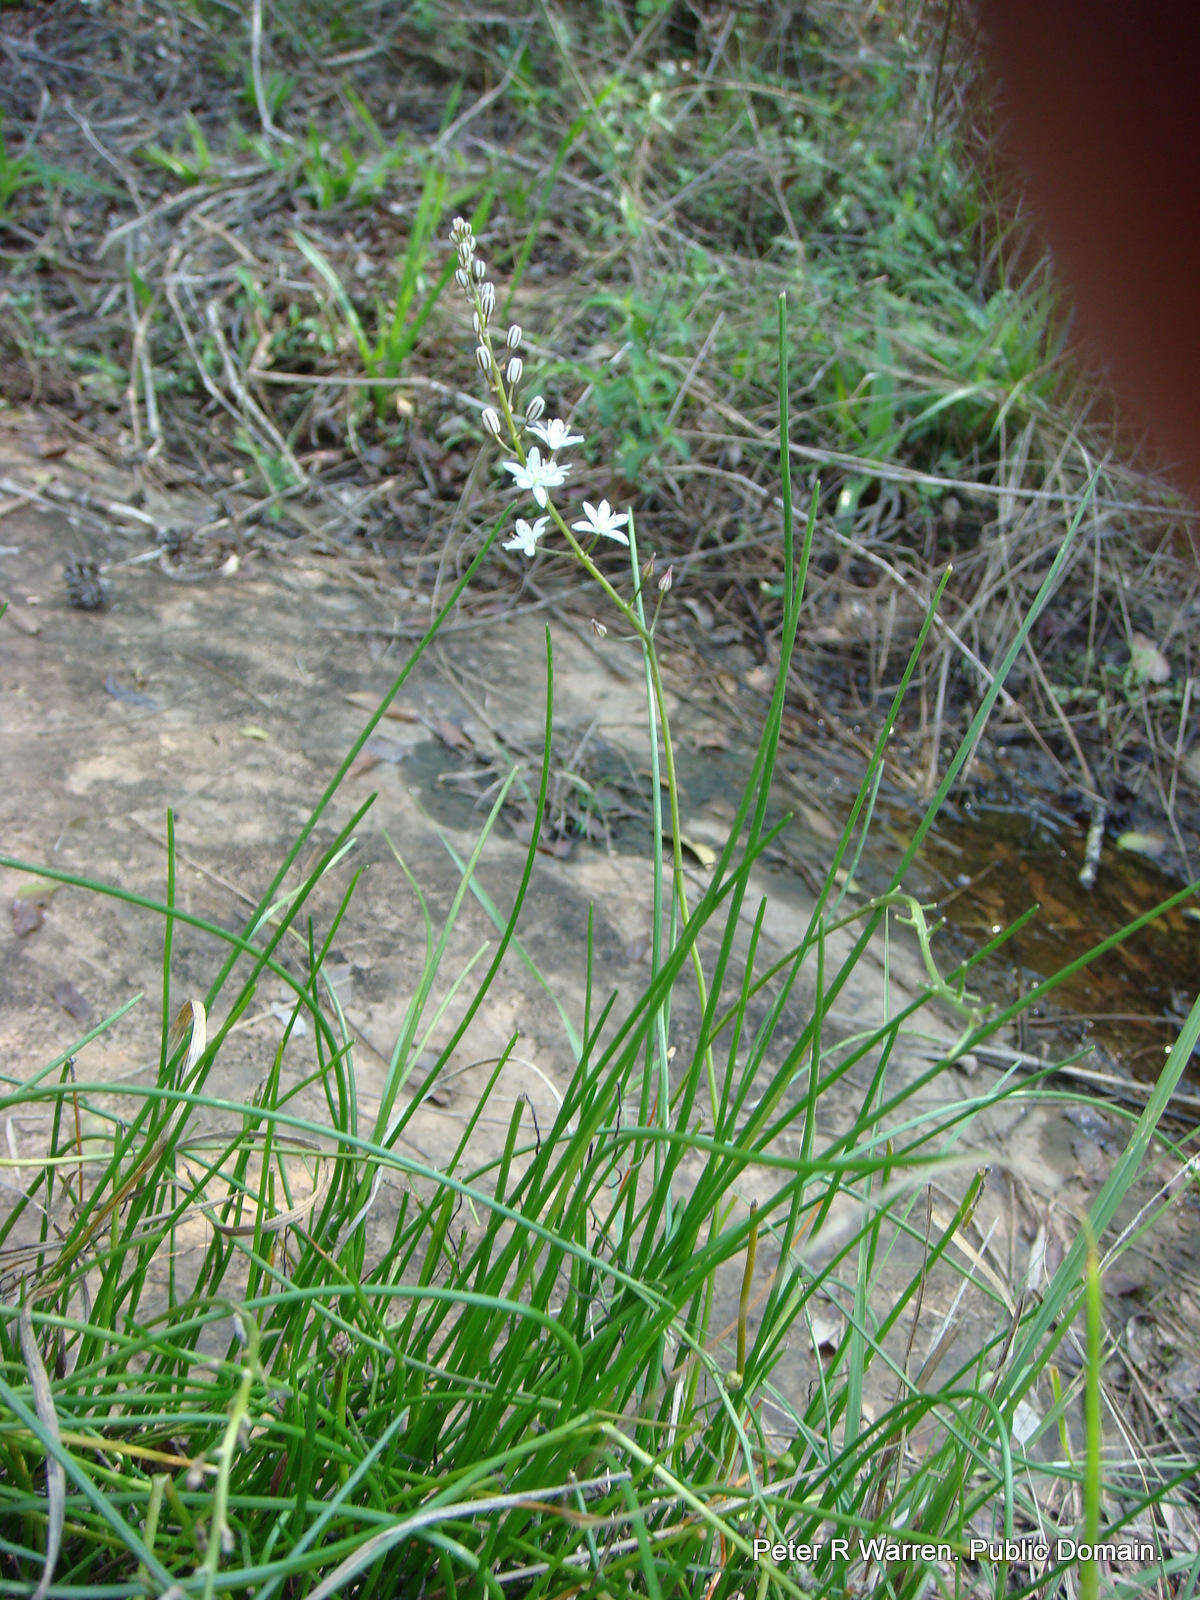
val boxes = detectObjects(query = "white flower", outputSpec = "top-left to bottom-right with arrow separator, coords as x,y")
529,417 -> 584,452
503,516 -> 549,557
571,499 -> 629,545
500,446 -> 569,508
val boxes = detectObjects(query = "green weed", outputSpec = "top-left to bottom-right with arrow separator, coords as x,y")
292,177 -> 492,419
141,114 -> 216,185
0,113 -> 108,224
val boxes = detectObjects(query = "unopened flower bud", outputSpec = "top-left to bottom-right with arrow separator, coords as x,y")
472,311 -> 483,335
481,406 -> 502,438
506,324 -> 522,350
525,395 -> 546,423
641,555 -> 656,581
454,266 -> 470,290
479,282 -> 495,317
591,618 -> 608,638
658,565 -> 673,593
473,258 -> 486,280
449,216 -> 470,242
457,240 -> 474,267
506,356 -> 523,386
475,345 -> 493,376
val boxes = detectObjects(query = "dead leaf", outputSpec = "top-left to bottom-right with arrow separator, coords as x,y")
1164,1358 -> 1200,1400
1102,1268 -> 1144,1298
104,676 -> 157,709
11,898 -> 44,936
1129,632 -> 1171,685
665,831 -> 717,868
347,753 -> 381,780
429,716 -> 473,753
1010,1398 -> 1041,1446
679,597 -> 714,629
1181,747 -> 1200,789
809,1312 -> 842,1359
4,603 -> 41,636
363,735 -> 408,764
1116,830 -> 1167,859
51,980 -> 91,1024
268,1001 -> 307,1036
795,801 -> 839,843
343,693 -> 418,722
690,727 -> 730,752
535,836 -> 574,860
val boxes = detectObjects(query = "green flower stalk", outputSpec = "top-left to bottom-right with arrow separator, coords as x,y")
448,214 -> 724,1131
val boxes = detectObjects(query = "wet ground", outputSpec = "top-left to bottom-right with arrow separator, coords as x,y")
907,802 -> 1200,1083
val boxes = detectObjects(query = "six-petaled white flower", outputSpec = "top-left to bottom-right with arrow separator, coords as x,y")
572,499 -> 630,545
503,516 -> 549,558
500,446 -> 569,508
453,232 -> 649,580
528,418 -> 584,453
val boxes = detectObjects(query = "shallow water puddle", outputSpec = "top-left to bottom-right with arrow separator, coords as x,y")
402,695 -> 1200,1089
901,803 -> 1200,1083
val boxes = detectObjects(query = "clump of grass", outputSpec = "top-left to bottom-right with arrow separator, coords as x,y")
1,226 -> 1195,1598
0,112 -> 110,226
